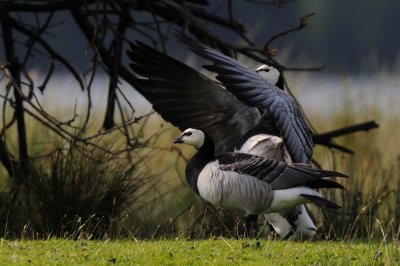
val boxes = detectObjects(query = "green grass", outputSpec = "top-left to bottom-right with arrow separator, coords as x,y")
0,238 -> 398,265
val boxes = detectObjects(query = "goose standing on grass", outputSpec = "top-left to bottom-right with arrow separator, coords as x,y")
177,33 -> 321,239
127,38 -> 318,239
173,128 -> 347,223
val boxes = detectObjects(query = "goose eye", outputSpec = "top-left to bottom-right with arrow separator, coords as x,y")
183,131 -> 192,137
256,68 -> 270,73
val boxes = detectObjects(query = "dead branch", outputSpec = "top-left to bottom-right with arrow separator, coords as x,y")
263,12 -> 316,50
9,17 -> 85,91
314,121 -> 379,143
0,9 -> 29,183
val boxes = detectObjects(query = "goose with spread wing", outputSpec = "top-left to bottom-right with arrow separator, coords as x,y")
127,38 -> 315,239
176,33 -> 321,239
176,33 -> 313,164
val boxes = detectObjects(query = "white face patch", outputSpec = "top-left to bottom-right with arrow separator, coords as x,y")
179,128 -> 205,148
255,64 -> 280,86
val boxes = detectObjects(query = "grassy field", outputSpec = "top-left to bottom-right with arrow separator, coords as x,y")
1,238 -> 398,265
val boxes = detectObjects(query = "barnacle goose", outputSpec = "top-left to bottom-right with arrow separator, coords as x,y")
176,33 -> 321,240
173,128 -> 347,224
126,37 -> 318,239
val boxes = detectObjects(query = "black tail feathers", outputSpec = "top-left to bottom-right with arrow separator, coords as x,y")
300,194 -> 342,209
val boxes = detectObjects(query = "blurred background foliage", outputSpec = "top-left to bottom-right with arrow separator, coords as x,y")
0,0 -> 398,241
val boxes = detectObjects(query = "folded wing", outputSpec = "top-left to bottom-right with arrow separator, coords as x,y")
217,152 -> 347,190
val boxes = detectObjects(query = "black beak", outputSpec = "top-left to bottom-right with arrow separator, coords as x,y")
173,136 -> 183,144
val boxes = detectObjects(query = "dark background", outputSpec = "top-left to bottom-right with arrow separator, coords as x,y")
1,0 -> 399,75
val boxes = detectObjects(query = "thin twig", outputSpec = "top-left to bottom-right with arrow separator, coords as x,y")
9,17 -> 85,91
263,12 -> 316,49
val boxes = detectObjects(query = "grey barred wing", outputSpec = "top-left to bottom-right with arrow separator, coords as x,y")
216,152 -> 347,190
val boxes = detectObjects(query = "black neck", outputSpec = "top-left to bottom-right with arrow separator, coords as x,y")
197,132 -> 215,160
276,73 -> 284,90
185,132 -> 215,194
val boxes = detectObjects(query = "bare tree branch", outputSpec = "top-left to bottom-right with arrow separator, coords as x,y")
314,121 -> 379,143
0,9 -> 29,183
263,12 -> 316,50
9,17 -> 85,91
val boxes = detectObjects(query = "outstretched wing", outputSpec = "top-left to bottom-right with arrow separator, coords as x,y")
216,152 -> 347,190
127,42 -> 261,153
177,33 -> 313,163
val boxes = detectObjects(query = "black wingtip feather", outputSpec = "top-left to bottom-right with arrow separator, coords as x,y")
300,194 -> 342,209
321,170 -> 349,178
292,163 -> 349,178
308,179 -> 345,190
203,64 -> 220,73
